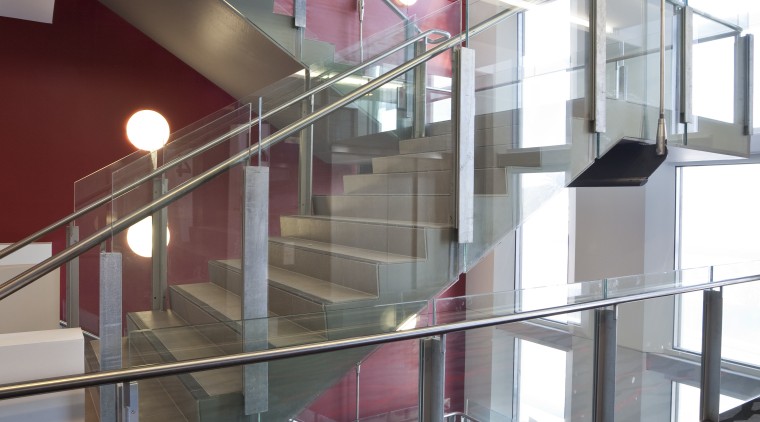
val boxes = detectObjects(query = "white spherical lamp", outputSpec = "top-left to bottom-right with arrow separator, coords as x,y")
126,216 -> 170,258
396,0 -> 417,5
126,110 -> 170,151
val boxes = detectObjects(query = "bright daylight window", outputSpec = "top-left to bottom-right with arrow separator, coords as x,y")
519,340 -> 567,422
517,0 -> 577,325
677,164 -> 760,366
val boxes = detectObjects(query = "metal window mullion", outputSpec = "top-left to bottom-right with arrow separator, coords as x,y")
591,0 -> 607,134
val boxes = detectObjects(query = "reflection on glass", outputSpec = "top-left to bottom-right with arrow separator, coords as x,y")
519,340 -> 567,421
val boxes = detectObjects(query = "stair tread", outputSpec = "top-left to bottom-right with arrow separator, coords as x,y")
129,310 -> 188,331
269,266 -> 376,304
174,283 -> 242,321
280,214 -> 451,229
270,236 -> 421,264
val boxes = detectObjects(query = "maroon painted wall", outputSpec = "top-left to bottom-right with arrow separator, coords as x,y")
0,0 -> 235,244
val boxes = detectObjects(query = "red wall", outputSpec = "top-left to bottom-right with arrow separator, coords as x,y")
296,275 -> 467,421
0,0 -> 235,246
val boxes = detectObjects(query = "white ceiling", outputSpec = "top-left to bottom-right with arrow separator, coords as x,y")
0,0 -> 55,24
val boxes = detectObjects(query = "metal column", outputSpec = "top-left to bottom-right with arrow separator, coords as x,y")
452,46 -> 475,244
700,288 -> 723,422
298,72 -> 314,216
99,252 -> 123,422
680,7 -> 693,124
242,166 -> 269,415
65,224 -> 80,327
419,336 -> 445,422
151,176 -> 168,310
593,307 -> 617,422
413,40 -> 428,139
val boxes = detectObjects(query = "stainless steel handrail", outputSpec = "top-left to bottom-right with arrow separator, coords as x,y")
0,6 -> 524,301
0,28 -> 450,263
0,270 -> 758,399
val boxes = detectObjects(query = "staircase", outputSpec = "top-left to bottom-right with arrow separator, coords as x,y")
83,107 -> 560,421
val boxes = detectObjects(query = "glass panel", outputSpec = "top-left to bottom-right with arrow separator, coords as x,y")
73,152 -> 147,333
461,0 -> 588,274
234,0 -> 461,67
605,0 -> 677,153
126,302 -> 427,420
109,102 -> 255,332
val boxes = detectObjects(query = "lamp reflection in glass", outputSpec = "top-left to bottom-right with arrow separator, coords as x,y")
126,216 -> 170,258
126,110 -> 170,151
395,0 -> 417,6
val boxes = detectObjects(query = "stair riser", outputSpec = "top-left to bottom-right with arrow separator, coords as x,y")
374,145 -> 509,173
426,109 -> 516,136
269,242 -> 379,296
343,168 -> 507,195
280,216 -> 428,258
372,155 -> 450,173
313,195 -> 452,224
399,125 -> 515,154
270,286 -> 326,333
208,247 -> 377,300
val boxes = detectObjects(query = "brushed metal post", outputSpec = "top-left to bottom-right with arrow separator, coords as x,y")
452,46 -> 475,244
680,7 -> 693,124
700,287 -> 723,422
294,0 -> 306,28
591,0 -> 607,133
151,177 -> 168,310
299,72 -> 314,216
413,39 -> 428,139
121,381 -> 139,422
355,363 -> 361,421
65,223 -> 80,327
99,252 -> 122,422
419,336 -> 445,422
593,306 -> 617,422
740,34 -> 754,135
242,166 -> 269,415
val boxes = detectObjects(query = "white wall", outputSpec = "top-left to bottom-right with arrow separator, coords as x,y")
0,328 -> 85,422
0,243 -> 60,334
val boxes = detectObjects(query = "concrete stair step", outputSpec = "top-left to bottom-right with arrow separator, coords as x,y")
372,153 -> 451,173
498,144 -> 572,172
207,258 -> 378,305
425,109 -> 516,136
269,266 -> 376,304
313,194 -> 452,224
372,146 -> 509,174
280,214 -> 432,258
168,284 -> 328,348
343,168 -> 508,195
270,236 -> 421,265
398,125 -> 514,154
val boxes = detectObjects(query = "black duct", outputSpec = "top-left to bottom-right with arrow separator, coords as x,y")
567,138 -> 667,187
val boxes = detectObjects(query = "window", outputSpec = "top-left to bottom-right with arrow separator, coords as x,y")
676,163 -> 760,365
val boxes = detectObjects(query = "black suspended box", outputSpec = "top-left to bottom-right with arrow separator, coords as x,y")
568,138 -> 667,188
